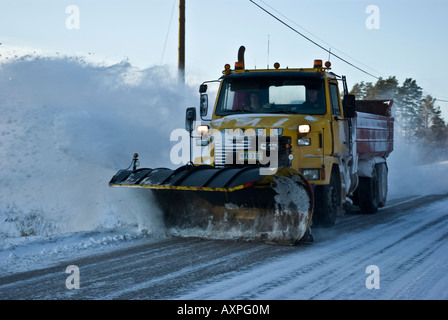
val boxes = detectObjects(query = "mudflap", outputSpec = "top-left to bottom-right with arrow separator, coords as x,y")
109,165 -> 314,245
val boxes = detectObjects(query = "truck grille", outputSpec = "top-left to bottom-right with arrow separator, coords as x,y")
214,130 -> 291,168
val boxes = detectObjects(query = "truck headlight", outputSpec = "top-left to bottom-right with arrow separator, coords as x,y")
197,125 -> 209,135
302,169 -> 320,180
298,124 -> 311,134
196,139 -> 210,146
298,138 -> 311,146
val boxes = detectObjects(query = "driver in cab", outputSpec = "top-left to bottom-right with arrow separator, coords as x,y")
298,86 -> 325,114
243,92 -> 263,112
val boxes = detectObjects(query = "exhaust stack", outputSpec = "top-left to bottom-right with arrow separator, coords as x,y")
235,46 -> 245,70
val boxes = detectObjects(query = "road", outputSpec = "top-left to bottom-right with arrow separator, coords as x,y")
1,193 -> 448,301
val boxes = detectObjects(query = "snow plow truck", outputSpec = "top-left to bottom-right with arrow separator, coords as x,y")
109,46 -> 394,245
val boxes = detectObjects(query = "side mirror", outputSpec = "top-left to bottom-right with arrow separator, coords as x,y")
343,94 -> 356,118
185,107 -> 196,133
199,84 -> 208,94
200,94 -> 208,118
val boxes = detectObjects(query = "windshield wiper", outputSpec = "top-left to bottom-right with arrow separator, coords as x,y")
219,109 -> 251,115
266,110 -> 297,114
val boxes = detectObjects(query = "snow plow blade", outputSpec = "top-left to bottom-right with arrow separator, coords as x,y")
109,165 -> 313,245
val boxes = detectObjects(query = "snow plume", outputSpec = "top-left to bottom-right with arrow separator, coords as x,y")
0,56 -> 197,238
387,134 -> 448,199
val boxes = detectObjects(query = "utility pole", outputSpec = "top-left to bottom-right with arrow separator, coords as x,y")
178,0 -> 185,84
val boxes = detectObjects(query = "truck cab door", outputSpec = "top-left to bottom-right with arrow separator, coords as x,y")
329,82 -> 347,156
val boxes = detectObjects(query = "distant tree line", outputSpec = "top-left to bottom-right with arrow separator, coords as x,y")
350,77 -> 448,163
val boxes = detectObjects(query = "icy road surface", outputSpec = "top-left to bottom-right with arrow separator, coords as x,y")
1,193 -> 447,300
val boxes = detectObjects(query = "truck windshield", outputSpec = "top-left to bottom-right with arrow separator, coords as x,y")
215,76 -> 326,116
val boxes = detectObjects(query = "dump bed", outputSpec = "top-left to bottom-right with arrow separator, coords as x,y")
355,100 -> 394,160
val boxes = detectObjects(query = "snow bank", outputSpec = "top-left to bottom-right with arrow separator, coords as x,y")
0,55 -> 196,240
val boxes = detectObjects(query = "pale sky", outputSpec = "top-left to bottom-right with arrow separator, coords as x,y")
1,0 -> 448,117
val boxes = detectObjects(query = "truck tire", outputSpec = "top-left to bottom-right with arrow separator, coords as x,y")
376,163 -> 388,208
313,169 -> 340,227
358,166 -> 379,214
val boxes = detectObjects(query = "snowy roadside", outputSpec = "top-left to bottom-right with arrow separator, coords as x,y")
0,212 -> 169,276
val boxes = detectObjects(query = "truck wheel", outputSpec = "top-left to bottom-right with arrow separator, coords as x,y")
376,163 -> 388,208
358,166 -> 379,214
313,170 -> 340,227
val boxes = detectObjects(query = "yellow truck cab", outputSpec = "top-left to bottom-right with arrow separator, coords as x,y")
195,46 -> 394,227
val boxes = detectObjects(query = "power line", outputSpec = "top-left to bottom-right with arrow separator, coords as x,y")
257,0 -> 383,77
249,0 -> 380,80
160,0 -> 176,65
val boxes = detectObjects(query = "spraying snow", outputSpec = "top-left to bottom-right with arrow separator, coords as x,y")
387,134 -> 448,199
0,55 -> 196,238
